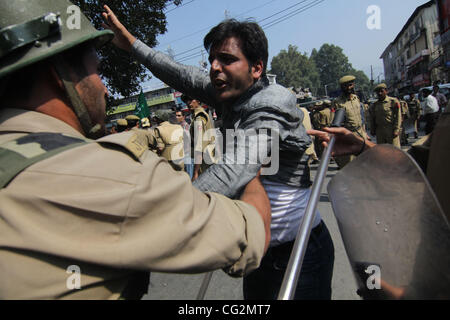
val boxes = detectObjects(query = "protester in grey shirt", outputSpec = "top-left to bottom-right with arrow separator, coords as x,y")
102,5 -> 334,300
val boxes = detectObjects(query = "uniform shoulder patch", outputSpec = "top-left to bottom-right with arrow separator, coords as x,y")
97,130 -> 150,162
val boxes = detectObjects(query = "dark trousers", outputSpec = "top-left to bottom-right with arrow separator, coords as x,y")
243,221 -> 335,300
425,112 -> 439,134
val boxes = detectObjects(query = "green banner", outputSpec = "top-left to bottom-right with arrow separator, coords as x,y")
135,89 -> 150,119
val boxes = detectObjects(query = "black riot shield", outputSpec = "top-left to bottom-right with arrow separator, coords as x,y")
328,144 -> 450,299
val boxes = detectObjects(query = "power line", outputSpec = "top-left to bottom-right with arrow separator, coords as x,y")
262,0 -> 325,29
157,0 -> 278,50
174,0 -> 326,64
165,0 -> 196,14
257,0 -> 309,24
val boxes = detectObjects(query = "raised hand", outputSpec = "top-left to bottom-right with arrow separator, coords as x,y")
101,5 -> 136,52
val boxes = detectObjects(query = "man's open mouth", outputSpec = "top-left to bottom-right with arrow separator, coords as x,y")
214,78 -> 228,90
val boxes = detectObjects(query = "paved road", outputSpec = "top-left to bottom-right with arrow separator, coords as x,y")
143,161 -> 360,300
143,126 -> 426,300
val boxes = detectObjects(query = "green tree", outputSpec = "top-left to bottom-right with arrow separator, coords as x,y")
72,0 -> 182,98
351,69 -> 372,101
311,44 -> 353,95
311,44 -> 370,98
269,45 -> 320,94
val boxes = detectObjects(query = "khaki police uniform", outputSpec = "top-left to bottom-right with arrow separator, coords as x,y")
363,103 -> 371,132
332,94 -> 367,168
370,96 -> 402,148
310,101 -> 332,158
125,115 -> 140,129
399,99 -> 409,144
116,119 -> 128,132
408,98 -> 422,137
300,107 -> 318,162
318,107 -> 332,129
153,121 -> 185,171
0,108 -> 266,299
191,107 -> 217,174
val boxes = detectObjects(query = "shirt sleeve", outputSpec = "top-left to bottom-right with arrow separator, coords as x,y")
131,40 -> 217,107
2,141 -> 266,277
393,99 -> 402,131
193,89 -> 309,198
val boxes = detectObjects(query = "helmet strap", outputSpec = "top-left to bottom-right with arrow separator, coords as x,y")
52,55 -> 103,139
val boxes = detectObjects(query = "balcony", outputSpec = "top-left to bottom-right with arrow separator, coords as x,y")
406,49 -> 430,67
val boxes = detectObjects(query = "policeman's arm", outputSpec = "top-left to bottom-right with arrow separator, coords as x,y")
192,117 -> 205,181
240,174 -> 271,253
393,101 -> 402,136
369,104 -> 377,135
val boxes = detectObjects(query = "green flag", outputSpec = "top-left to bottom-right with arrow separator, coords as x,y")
135,89 -> 150,119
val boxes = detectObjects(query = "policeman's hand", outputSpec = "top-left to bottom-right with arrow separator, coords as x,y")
101,5 -> 136,52
319,127 -> 375,157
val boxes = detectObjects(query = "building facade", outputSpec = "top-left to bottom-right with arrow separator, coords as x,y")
106,85 -> 184,123
437,0 -> 450,82
381,1 -> 445,96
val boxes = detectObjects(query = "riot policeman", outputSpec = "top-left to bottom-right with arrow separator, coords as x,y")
369,84 -> 402,148
151,109 -> 185,171
0,0 -> 271,299
332,75 -> 368,168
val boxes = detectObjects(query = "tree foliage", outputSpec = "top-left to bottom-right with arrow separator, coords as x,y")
311,44 -> 371,97
269,45 -> 320,92
270,43 -> 371,99
72,0 -> 182,98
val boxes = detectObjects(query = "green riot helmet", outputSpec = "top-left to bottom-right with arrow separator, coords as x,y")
0,0 -> 113,78
154,109 -> 172,122
0,0 -> 113,138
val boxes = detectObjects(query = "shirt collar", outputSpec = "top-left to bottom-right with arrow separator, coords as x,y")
0,108 -> 85,138
232,76 -> 269,113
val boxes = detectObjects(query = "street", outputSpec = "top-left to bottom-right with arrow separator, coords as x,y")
143,160 -> 361,300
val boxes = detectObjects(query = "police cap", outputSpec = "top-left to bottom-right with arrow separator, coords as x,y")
339,75 -> 356,85
314,100 -> 324,107
117,119 -> 128,127
374,83 -> 387,92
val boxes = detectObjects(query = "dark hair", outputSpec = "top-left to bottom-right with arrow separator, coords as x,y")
181,94 -> 192,104
204,19 -> 268,76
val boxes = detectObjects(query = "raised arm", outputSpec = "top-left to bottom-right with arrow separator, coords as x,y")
102,5 -> 216,106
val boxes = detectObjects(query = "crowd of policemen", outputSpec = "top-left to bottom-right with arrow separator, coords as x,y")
108,97 -> 217,178
108,74 -> 440,174
301,75 -> 436,169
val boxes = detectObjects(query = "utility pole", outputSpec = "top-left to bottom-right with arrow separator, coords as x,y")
167,45 -> 175,60
199,49 -> 208,73
370,65 -> 374,97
